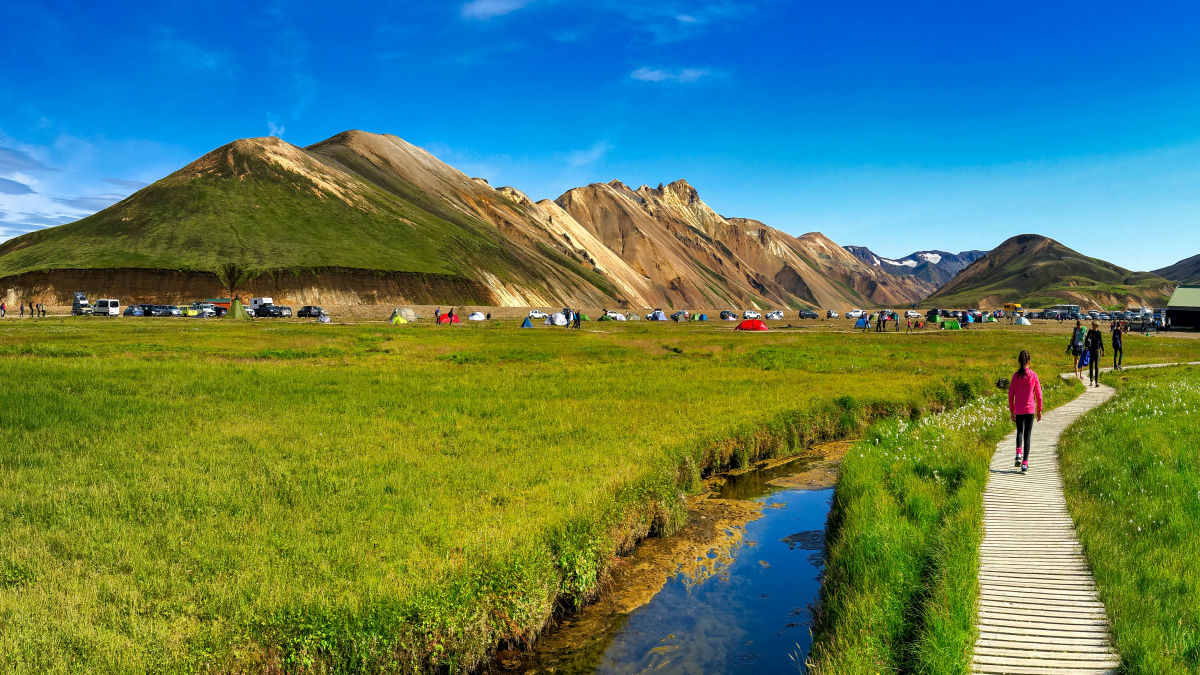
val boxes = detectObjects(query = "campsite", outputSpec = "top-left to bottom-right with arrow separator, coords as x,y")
2,314 -> 1200,672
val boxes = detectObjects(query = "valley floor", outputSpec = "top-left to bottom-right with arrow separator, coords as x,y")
1,319 -> 1198,672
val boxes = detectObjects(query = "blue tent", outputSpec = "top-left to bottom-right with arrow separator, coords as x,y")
697,313 -> 707,321
521,317 -> 533,328
855,317 -> 869,329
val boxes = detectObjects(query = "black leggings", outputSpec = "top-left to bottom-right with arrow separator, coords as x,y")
1089,350 -> 1101,381
1114,347 -> 1122,368
1015,414 -> 1034,459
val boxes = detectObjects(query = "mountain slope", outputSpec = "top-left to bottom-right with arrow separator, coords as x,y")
0,130 -> 930,309
1154,254 -> 1200,284
925,234 -> 1173,309
844,246 -> 987,286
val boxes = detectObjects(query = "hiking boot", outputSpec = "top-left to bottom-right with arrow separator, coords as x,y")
1021,461 -> 1028,474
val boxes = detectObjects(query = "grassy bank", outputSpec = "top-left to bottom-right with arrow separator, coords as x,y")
2,320 -> 1199,672
1060,365 -> 1200,673
808,373 -> 1082,674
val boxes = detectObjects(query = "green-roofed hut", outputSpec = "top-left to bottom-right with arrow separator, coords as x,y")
1167,284 -> 1200,330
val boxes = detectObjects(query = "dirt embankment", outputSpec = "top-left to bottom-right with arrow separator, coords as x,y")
0,267 -> 492,306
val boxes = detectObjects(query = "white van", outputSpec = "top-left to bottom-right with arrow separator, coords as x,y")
94,299 -> 120,316
249,297 -> 274,313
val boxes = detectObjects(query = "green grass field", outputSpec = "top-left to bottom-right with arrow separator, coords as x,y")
1,319 -> 1198,672
1061,365 -> 1200,673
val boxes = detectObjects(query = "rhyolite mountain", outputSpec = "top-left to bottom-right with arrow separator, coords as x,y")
1154,254 -> 1200,284
0,130 -> 933,308
925,234 -> 1174,309
844,246 -> 987,286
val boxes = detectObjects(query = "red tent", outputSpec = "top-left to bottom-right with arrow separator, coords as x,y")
437,313 -> 461,324
735,319 -> 768,331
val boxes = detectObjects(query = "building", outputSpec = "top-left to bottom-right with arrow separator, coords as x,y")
1166,285 -> 1200,330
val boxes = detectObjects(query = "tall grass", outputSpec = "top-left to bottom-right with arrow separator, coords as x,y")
0,320 -> 1198,672
1060,366 -> 1200,673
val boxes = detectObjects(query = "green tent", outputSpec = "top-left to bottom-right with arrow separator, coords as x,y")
227,298 -> 253,320
598,314 -> 614,321
579,314 -> 590,321
942,320 -> 962,330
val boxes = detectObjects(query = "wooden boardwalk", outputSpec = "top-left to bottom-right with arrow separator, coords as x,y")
972,378 -> 1118,674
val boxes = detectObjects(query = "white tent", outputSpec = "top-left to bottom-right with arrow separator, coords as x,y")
608,312 -> 627,321
647,309 -> 668,321
468,312 -> 486,321
1015,316 -> 1032,326
544,312 -> 568,326
627,313 -> 641,320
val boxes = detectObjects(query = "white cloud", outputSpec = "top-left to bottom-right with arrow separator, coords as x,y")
461,0 -> 533,20
567,141 -> 612,169
267,120 -> 286,138
631,66 -> 712,83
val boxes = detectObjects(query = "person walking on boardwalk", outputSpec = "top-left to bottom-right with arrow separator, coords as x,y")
1069,319 -> 1086,379
1085,320 -> 1105,387
1111,323 -> 1124,371
19,301 -> 24,317
1008,349 -> 1043,474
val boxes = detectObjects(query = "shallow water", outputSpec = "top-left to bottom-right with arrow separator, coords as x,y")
500,455 -> 833,674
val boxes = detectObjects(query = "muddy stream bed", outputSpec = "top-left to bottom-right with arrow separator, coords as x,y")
491,441 -> 851,674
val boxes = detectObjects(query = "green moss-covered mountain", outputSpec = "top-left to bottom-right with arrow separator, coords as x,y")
924,234 -> 1174,309
1155,254 -> 1200,284
0,130 -> 935,308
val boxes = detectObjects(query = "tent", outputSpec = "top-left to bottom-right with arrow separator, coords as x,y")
855,317 -> 869,329
942,320 -> 962,330
227,298 -> 253,320
467,312 -> 486,321
598,314 -> 614,321
697,313 -> 707,321
437,313 -> 461,324
736,318 -> 768,331
388,308 -> 409,324
318,314 -> 332,324
648,309 -> 668,321
1015,316 -> 1032,326
579,314 -> 590,321
627,313 -> 641,320
610,313 -> 626,321
521,317 -> 533,328
544,312 -> 568,326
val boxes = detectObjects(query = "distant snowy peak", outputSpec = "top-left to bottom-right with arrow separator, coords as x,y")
843,246 -> 987,287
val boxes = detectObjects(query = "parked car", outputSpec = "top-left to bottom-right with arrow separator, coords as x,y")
743,310 -> 762,319
764,310 -> 784,320
846,309 -> 865,319
799,309 -> 818,319
93,298 -> 120,316
71,291 -> 92,316
826,310 -> 839,319
249,297 -> 275,314
905,310 -> 921,319
670,310 -> 690,322
255,304 -> 292,318
190,302 -> 216,317
122,305 -> 144,317
720,310 -> 737,321
165,305 -> 183,317
298,305 -> 325,318
141,305 -> 168,317
528,310 -> 548,319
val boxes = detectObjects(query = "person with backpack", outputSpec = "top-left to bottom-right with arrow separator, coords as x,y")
1068,320 -> 1086,380
1112,323 -> 1124,371
1085,321 -> 1105,386
1008,350 -> 1043,474
433,307 -> 441,324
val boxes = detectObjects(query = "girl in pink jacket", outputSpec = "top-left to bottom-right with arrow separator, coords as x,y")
1008,350 -> 1043,474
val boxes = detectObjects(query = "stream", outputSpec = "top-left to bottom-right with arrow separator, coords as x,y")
492,447 -> 843,674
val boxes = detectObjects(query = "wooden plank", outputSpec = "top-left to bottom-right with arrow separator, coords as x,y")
971,379 -> 1120,673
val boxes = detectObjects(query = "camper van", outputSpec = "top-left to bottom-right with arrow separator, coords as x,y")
71,292 -> 92,316
249,298 -> 275,313
94,299 -> 120,316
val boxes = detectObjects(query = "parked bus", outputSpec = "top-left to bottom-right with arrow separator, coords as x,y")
1003,302 -> 1023,314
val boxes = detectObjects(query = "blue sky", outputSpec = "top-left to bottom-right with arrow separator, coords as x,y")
2,1 -> 1199,271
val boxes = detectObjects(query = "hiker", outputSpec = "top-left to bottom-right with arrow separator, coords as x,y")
1085,321 -> 1105,387
446,308 -> 455,324
1,301 -> 5,317
1068,320 -> 1086,379
434,307 -> 441,323
486,312 -> 491,320
894,313 -> 900,331
1112,323 -> 1123,371
19,302 -> 24,317
573,311 -> 581,329
1008,350 -> 1043,475
39,303 -> 45,317
906,318 -> 912,334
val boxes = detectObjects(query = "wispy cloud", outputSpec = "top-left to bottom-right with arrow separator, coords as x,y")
153,28 -> 232,76
461,0 -> 533,20
267,118 -> 286,138
630,66 -> 712,83
0,146 -> 53,173
0,177 -> 35,195
103,177 -> 148,189
567,140 -> 612,168
52,194 -> 125,211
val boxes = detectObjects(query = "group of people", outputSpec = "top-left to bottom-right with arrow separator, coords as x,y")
1067,319 -> 1123,387
0,301 -> 46,318
563,307 -> 583,329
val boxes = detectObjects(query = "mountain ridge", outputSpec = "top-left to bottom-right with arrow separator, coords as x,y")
844,246 -> 987,286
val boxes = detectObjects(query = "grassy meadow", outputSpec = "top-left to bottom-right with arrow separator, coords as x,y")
1061,365 -> 1200,673
1,318 -> 1199,672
